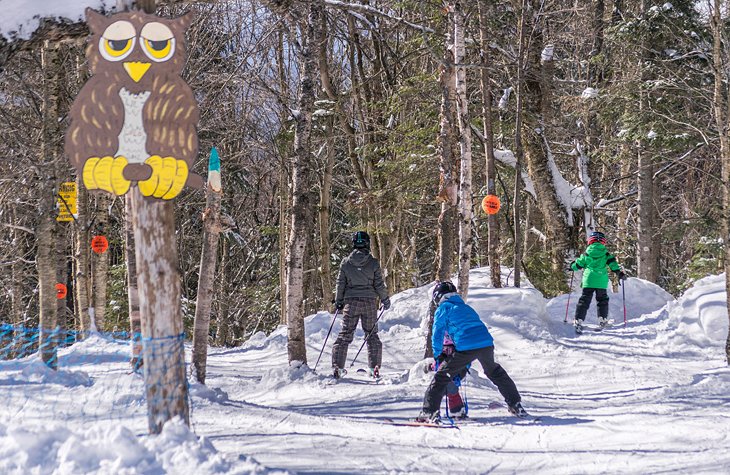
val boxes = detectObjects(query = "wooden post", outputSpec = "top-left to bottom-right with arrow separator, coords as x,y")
192,148 -> 223,383
131,187 -> 189,433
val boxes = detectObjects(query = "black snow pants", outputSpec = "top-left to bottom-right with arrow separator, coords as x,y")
422,346 -> 520,414
574,287 -> 609,322
331,297 -> 382,369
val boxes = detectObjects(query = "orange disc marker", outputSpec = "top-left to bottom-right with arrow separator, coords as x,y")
481,195 -> 501,215
56,283 -> 67,299
91,235 -> 109,254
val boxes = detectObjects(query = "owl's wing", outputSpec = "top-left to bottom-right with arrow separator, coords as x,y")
65,77 -> 124,169
143,77 -> 199,164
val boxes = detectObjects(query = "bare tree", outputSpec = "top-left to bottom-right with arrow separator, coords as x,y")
281,3 -> 322,365
478,0 -> 501,288
192,148 -> 223,383
710,0 -> 730,365
37,41 -> 62,368
453,1 -> 474,300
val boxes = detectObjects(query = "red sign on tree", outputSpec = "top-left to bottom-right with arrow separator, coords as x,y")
91,235 -> 109,254
481,195 -> 501,215
56,283 -> 68,299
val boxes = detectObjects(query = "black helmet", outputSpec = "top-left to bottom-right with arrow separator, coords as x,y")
587,231 -> 607,245
352,230 -> 370,249
432,281 -> 457,305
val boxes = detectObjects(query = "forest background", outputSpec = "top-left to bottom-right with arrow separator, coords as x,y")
1,0 -> 729,364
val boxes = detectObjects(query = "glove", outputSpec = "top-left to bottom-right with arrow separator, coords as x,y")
436,352 -> 448,364
617,270 -> 626,281
568,261 -> 576,272
442,344 -> 455,357
382,298 -> 391,310
335,301 -> 344,311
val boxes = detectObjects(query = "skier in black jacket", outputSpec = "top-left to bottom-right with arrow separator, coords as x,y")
331,231 -> 390,379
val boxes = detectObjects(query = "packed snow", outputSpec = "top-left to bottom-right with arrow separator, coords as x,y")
1,266 -> 729,474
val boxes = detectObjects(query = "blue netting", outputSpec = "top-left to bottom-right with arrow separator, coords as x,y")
0,324 -> 189,432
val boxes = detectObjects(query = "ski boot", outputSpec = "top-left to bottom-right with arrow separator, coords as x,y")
415,410 -> 441,424
574,319 -> 584,334
333,367 -> 347,379
450,406 -> 468,419
368,365 -> 380,379
508,401 -> 529,418
598,317 -> 608,329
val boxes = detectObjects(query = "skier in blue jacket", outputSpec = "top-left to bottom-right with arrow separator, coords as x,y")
417,281 -> 526,423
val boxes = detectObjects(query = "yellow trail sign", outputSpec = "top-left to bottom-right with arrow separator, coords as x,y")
57,181 -> 78,222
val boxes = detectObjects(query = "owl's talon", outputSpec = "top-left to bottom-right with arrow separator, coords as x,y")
138,155 -> 188,200
82,156 -> 131,196
83,157 -> 101,190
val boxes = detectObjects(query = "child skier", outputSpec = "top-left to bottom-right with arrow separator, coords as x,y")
417,281 -> 526,423
570,231 -> 626,334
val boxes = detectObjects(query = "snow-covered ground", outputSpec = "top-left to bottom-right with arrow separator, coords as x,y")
1,267 -> 729,474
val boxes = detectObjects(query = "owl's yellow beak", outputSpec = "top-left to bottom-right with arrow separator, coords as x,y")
123,62 -> 151,82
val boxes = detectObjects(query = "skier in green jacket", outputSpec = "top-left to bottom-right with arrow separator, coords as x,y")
570,231 -> 626,334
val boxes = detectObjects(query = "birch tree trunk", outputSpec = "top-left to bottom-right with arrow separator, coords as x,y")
710,0 -> 730,365
317,131 -> 335,304
38,40 -> 61,369
125,194 -> 142,368
276,27 -> 290,326
192,148 -> 223,383
478,0 -> 501,288
91,193 -> 110,330
453,1 -> 473,300
74,176 -> 92,333
286,4 -> 321,365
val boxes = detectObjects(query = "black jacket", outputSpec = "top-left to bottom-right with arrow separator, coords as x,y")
334,249 -> 389,304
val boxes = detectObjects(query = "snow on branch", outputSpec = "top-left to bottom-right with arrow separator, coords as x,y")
321,0 -> 434,34
0,0 -> 115,41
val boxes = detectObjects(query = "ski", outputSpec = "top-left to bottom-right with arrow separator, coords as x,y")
381,418 -> 459,429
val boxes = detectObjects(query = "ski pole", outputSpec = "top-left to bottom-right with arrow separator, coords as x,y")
349,305 -> 386,368
314,308 -> 340,371
563,271 -> 574,323
622,279 -> 627,327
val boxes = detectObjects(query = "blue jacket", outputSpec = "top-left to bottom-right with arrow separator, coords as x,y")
432,295 -> 494,356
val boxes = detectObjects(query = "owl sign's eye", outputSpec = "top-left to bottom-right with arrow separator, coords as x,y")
99,21 -> 136,62
140,22 -> 175,62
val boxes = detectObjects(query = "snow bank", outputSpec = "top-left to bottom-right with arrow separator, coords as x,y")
0,418 -> 279,474
0,0 -> 116,40
657,274 -> 729,357
546,277 -> 672,323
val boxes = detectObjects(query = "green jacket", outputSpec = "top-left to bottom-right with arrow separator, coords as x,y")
571,243 -> 621,289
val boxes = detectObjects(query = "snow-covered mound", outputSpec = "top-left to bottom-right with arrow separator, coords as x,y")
0,418 -> 279,475
657,273 -> 729,357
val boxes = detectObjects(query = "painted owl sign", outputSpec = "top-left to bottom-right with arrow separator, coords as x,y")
65,8 -> 204,200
